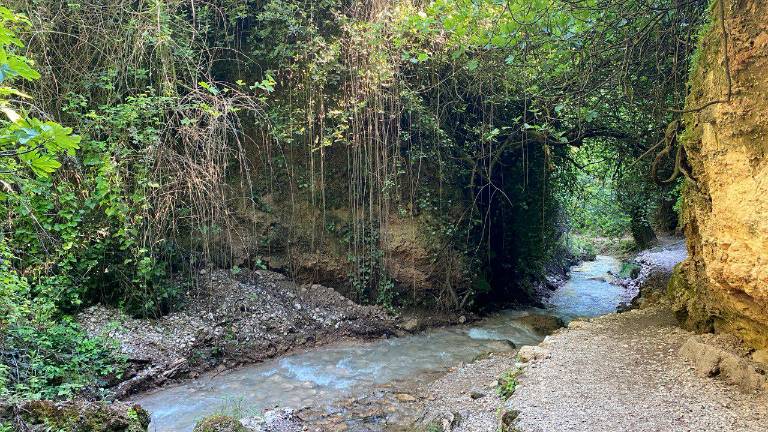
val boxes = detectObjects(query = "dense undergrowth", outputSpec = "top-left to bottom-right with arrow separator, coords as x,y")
1,0 -> 705,402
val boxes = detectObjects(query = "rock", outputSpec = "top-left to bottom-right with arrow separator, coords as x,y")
679,335 -> 768,393
458,315 -> 467,324
674,0 -> 768,348
400,318 -> 420,332
518,345 -> 550,362
193,415 -> 248,432
1,401 -> 150,432
241,408 -> 304,432
394,393 -> 417,402
470,391 -> 485,399
517,314 -> 565,335
500,409 -> 520,432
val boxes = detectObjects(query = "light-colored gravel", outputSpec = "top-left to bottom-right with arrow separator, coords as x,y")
618,239 -> 687,306
508,306 -> 768,432
416,352 -> 517,432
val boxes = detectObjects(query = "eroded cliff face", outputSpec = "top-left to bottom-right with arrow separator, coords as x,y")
671,0 -> 768,349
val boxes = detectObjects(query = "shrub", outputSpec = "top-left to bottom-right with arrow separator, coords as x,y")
193,415 -> 248,432
497,368 -> 523,400
0,241 -> 124,401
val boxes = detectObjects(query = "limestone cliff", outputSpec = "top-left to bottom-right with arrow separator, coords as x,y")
671,0 -> 768,349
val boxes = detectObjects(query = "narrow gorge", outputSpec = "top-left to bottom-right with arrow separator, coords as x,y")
1,1 -> 767,431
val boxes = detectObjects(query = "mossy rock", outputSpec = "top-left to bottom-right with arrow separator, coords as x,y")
517,314 -> 565,335
500,409 -> 520,432
192,415 -> 248,432
666,262 -> 716,334
2,401 -> 150,432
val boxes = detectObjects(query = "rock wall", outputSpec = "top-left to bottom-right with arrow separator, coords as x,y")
672,0 -> 768,349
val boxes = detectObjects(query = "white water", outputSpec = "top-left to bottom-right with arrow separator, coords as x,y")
135,255 -> 622,431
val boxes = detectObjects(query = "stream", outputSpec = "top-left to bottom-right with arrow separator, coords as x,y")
134,255 -> 624,431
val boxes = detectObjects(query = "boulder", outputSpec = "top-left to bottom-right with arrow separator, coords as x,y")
0,401 -> 150,432
518,314 -> 565,335
680,335 -> 768,393
193,415 -> 248,432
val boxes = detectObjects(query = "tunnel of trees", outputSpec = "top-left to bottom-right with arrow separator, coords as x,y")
1,0 -> 714,401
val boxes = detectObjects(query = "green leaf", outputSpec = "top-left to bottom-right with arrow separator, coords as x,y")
198,81 -> 220,95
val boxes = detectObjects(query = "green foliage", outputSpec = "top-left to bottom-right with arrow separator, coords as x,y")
0,6 -> 80,178
497,367 -> 523,400
0,240 -> 124,401
423,422 -> 444,432
0,0 -> 706,401
559,151 -> 632,238
0,6 -> 125,402
565,235 -> 598,260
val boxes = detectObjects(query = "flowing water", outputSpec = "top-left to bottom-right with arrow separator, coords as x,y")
135,255 -> 623,431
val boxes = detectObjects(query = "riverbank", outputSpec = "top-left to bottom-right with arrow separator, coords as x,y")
507,306 -> 768,431
63,243 -> 710,432
78,269 -> 400,399
410,239 -> 768,432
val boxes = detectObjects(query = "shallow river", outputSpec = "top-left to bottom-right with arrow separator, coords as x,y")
135,255 -> 623,431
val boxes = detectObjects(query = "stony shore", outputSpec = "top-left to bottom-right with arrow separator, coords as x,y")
410,240 -> 768,432
507,306 -> 768,432
78,269 -> 399,399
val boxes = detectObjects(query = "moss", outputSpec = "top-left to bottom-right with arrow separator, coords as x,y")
666,263 -> 695,320
500,409 -> 520,432
192,415 -> 248,432
7,401 -> 150,432
618,262 -> 641,279
666,263 -> 715,334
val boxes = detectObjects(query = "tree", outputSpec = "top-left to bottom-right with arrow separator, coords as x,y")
0,6 -> 79,181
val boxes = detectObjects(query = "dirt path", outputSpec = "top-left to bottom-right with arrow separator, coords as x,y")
507,306 -> 768,432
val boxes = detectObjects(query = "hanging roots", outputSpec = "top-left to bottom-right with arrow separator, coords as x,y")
651,119 -> 694,184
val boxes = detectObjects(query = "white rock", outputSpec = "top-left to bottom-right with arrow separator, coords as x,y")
518,345 -> 550,362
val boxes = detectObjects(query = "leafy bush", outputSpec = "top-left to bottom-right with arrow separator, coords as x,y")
0,241 -> 125,401
0,6 -> 125,401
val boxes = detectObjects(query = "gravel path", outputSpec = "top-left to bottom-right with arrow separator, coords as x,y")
508,306 -> 768,432
416,352 -> 517,432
